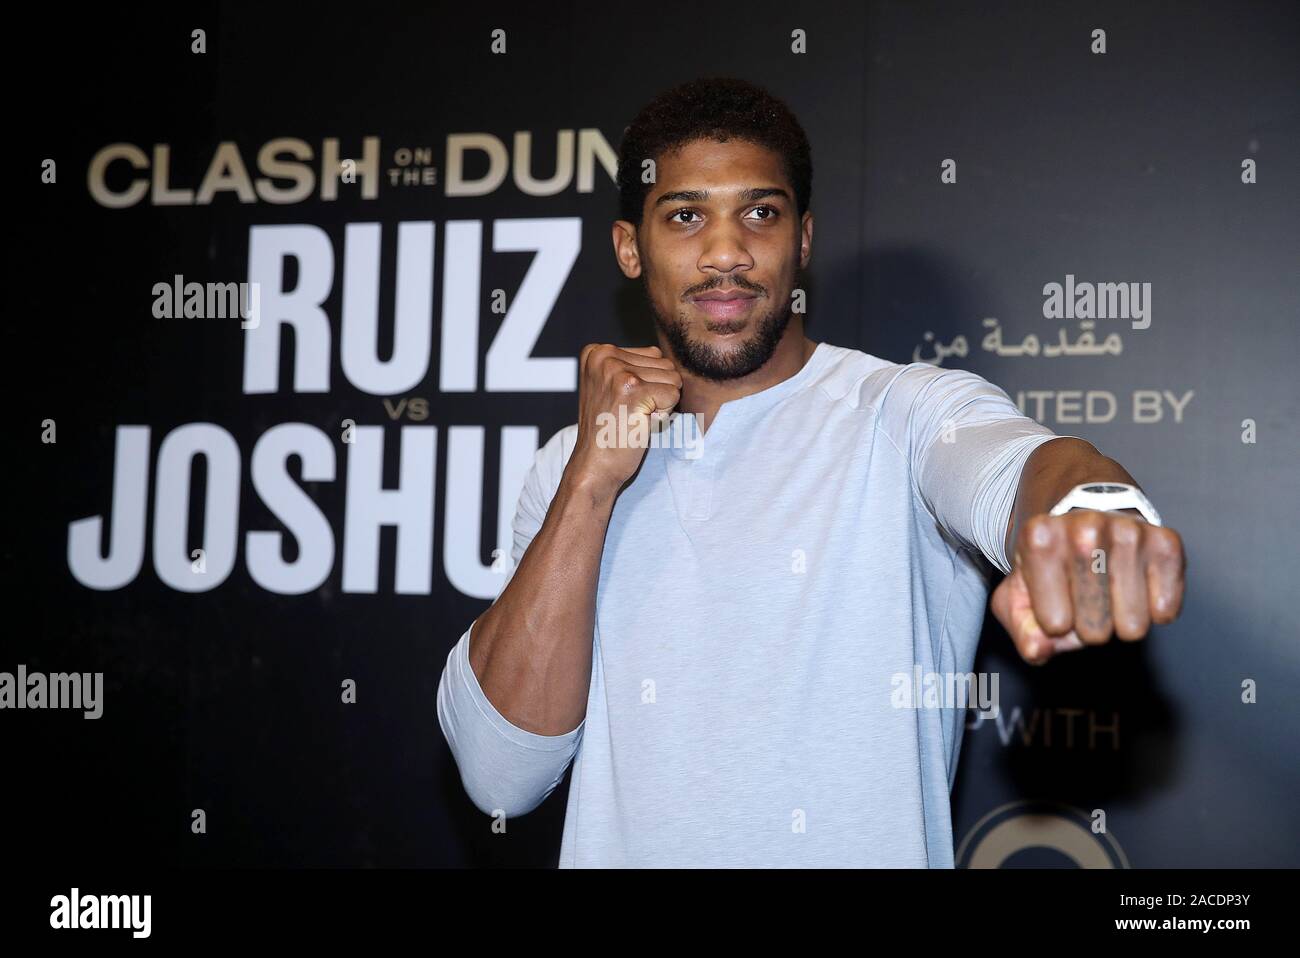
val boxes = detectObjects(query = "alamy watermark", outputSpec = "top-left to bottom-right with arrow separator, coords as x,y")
1042,273 -> 1151,330
50,888 -> 150,938
595,407 -> 704,459
890,664 -> 999,718
0,665 -> 103,719
152,274 -> 260,328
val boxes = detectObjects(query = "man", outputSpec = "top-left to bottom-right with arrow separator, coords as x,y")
437,77 -> 1186,867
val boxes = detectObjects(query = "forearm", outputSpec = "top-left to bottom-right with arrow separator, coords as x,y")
1004,437 -> 1137,564
468,467 -> 619,736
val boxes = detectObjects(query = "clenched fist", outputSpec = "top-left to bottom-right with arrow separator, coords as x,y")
991,510 -> 1187,665
567,343 -> 683,493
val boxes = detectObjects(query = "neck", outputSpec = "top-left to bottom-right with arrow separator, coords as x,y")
665,323 -> 816,435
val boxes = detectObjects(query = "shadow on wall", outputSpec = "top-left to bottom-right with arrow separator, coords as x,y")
836,245 -> 991,363
959,615 -> 1182,805
435,727 -> 574,867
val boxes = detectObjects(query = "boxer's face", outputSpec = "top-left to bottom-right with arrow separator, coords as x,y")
614,137 -> 812,381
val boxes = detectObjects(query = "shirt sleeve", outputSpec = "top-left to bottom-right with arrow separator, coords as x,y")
871,363 -> 1067,575
436,424 -> 585,818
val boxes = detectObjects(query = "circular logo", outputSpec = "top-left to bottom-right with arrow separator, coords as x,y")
955,800 -> 1130,868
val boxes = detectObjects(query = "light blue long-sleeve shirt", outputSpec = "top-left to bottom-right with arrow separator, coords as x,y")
438,342 -> 1062,867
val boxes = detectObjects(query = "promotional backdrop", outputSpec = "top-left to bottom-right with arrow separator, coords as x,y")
11,1 -> 1299,867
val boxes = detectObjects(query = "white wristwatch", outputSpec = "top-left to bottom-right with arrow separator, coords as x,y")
1048,482 -> 1163,526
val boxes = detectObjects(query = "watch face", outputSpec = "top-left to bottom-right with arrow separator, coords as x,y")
1081,483 -> 1131,495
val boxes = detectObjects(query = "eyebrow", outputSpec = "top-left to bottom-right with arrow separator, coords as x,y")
652,187 -> 791,208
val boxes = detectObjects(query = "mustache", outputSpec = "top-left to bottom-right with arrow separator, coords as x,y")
681,276 -> 767,299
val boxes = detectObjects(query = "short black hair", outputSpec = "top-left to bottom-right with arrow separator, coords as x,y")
616,76 -> 812,226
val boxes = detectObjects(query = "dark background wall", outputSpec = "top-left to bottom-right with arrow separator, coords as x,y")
10,1 -> 1297,867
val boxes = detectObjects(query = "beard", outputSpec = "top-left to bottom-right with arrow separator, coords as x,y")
644,272 -> 797,382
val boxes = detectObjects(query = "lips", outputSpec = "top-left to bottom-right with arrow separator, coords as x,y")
691,288 -> 759,301
690,288 -> 759,320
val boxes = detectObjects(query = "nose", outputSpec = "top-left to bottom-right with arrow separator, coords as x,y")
696,221 -> 754,276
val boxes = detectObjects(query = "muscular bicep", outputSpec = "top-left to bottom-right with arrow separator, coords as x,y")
874,364 -> 1065,574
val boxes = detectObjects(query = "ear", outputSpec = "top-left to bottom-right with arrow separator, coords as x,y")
612,220 -> 642,278
798,211 -> 814,270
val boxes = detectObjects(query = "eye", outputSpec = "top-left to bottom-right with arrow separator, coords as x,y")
745,205 -> 779,221
669,208 -> 701,224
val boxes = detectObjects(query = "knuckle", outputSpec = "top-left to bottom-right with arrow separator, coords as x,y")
1110,517 -> 1141,549
592,346 -> 619,377
1021,515 -> 1056,553
1044,614 -> 1073,636
1151,600 -> 1180,624
1147,527 -> 1183,562
1037,603 -> 1071,633
1069,512 -> 1105,550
